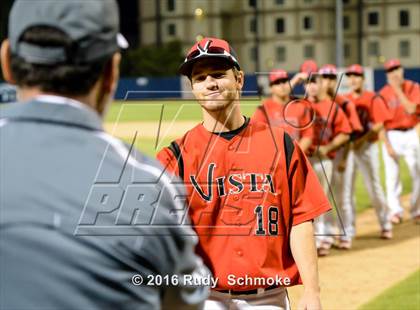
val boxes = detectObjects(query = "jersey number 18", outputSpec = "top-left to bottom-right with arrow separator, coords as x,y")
254,205 -> 279,235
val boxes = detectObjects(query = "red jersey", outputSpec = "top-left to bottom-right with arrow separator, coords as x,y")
157,118 -> 331,290
253,98 -> 314,143
379,80 -> 420,130
308,99 -> 352,158
345,90 -> 393,142
335,94 -> 364,133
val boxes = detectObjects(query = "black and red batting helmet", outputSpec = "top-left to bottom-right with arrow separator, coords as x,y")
179,37 -> 241,77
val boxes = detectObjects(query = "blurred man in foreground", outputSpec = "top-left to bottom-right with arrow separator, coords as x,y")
0,1 -> 209,309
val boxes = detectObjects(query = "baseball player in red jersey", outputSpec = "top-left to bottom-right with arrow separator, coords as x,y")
318,64 -> 363,134
157,37 -> 331,309
287,60 -> 319,95
337,64 -> 394,247
315,64 -> 367,251
378,59 -> 420,224
253,69 -> 313,153
303,73 -> 352,256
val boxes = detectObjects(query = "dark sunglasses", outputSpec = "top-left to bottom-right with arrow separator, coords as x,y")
345,73 -> 363,77
270,78 -> 289,86
386,66 -> 401,73
321,74 -> 337,80
187,46 -> 238,63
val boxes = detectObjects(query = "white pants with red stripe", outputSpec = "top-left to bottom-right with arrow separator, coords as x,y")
382,128 -> 420,218
204,287 -> 290,310
309,157 -> 335,246
339,143 -> 392,241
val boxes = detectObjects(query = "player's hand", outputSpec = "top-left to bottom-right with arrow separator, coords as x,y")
295,72 -> 309,82
317,146 -> 329,159
337,159 -> 347,172
297,290 -> 322,310
385,145 -> 398,161
353,138 -> 365,150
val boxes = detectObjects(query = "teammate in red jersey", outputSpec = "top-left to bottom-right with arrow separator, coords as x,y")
157,37 -> 331,309
253,69 -> 313,153
378,59 -> 420,224
338,64 -> 394,247
318,64 -> 363,134
311,64 -> 364,253
304,73 -> 352,256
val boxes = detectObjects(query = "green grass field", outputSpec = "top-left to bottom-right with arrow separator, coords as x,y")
105,100 -> 261,122
359,269 -> 420,310
107,100 -> 413,213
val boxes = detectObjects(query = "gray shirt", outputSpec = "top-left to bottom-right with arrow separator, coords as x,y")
0,96 -> 209,309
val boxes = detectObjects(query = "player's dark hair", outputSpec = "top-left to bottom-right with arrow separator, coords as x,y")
10,26 -> 111,96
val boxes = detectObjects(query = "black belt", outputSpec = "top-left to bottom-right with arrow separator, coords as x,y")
392,127 -> 412,131
216,284 -> 278,295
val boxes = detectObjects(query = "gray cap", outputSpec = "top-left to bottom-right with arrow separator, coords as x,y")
8,0 -> 128,65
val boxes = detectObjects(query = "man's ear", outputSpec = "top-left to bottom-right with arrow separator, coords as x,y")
1,40 -> 16,84
94,52 -> 121,117
236,70 -> 245,90
102,52 -> 121,94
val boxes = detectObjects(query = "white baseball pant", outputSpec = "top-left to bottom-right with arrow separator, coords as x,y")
309,157 -> 335,246
339,143 -> 392,241
204,287 -> 290,310
382,128 -> 420,218
329,148 -> 349,243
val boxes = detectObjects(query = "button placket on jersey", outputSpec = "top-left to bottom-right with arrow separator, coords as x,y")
226,141 -> 246,260
226,141 -> 240,204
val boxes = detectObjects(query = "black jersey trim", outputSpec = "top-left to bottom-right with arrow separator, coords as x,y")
283,132 -> 295,174
212,116 -> 250,140
168,141 -> 184,180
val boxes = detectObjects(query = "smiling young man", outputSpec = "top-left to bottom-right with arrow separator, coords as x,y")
157,37 -> 331,309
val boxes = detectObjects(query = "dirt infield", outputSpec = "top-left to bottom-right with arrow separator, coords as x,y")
288,199 -> 420,310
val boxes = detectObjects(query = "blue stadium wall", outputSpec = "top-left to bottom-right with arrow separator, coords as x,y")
115,77 -> 181,100
1,68 -> 418,103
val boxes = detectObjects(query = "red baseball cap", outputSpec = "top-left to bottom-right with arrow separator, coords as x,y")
384,59 -> 401,71
179,37 -> 241,77
269,69 -> 289,83
346,64 -> 364,75
300,60 -> 318,74
319,64 -> 337,75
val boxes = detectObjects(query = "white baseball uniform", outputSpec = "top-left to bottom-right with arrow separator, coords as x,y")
379,80 -> 420,219
336,90 -> 394,240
